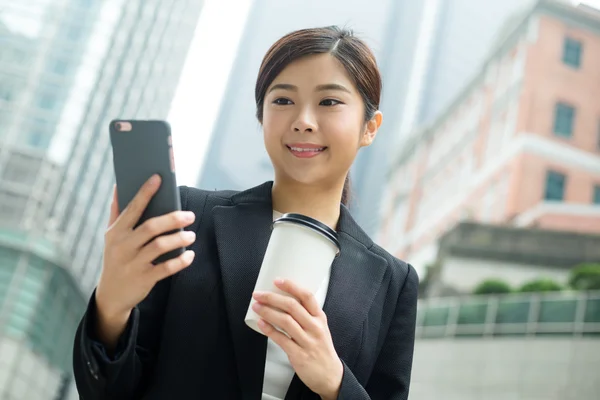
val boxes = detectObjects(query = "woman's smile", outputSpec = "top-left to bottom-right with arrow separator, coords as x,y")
286,143 -> 328,158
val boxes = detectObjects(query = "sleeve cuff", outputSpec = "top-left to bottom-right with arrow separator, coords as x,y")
83,291 -> 138,369
337,360 -> 370,399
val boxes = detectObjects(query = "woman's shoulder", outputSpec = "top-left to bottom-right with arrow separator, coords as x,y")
178,185 -> 239,209
339,209 -> 418,290
176,186 -> 241,232
178,181 -> 274,210
370,242 -> 418,287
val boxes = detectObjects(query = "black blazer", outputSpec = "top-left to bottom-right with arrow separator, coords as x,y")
73,181 -> 418,399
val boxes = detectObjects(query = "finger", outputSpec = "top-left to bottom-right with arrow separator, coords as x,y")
132,210 -> 195,249
252,291 -> 316,333
257,319 -> 301,357
108,184 -> 119,228
138,230 -> 196,264
252,302 -> 310,347
117,174 -> 161,229
274,278 -> 322,317
149,250 -> 195,282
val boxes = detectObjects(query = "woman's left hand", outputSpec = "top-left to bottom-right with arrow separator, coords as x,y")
252,278 -> 343,400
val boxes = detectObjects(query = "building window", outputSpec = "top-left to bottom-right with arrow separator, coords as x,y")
553,103 -> 575,137
562,37 -> 582,68
37,93 -> 57,111
0,191 -> 27,227
28,130 -> 50,148
544,171 -> 566,201
0,83 -> 13,102
594,185 -> 600,205
68,24 -> 83,40
52,59 -> 68,75
2,153 -> 40,185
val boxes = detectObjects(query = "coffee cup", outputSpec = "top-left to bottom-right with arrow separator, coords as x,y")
245,213 -> 340,335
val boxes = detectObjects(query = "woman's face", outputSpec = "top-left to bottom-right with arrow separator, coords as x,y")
262,53 -> 381,188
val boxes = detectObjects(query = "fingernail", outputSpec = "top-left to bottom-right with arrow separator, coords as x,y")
183,250 -> 195,262
149,174 -> 160,185
257,319 -> 267,329
182,231 -> 196,240
253,291 -> 265,299
274,278 -> 284,285
252,302 -> 262,311
183,211 -> 195,222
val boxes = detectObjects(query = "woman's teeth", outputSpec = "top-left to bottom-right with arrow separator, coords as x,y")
289,147 -> 325,152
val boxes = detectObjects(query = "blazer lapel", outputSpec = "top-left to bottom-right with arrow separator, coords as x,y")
322,206 -> 388,368
212,183 -> 274,398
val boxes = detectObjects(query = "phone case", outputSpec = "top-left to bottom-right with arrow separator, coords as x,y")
109,119 -> 184,264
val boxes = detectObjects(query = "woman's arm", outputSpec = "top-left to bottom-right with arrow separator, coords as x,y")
336,263 -> 419,400
73,277 -> 172,399
72,186 -> 202,399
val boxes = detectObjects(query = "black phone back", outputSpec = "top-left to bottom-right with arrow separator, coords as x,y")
109,119 -> 183,263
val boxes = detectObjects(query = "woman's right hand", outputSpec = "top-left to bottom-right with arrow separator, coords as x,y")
94,175 -> 196,350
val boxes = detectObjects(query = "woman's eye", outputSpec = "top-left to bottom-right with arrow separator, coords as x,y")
273,98 -> 292,105
320,99 -> 342,106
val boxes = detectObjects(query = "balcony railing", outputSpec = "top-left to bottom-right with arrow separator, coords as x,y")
416,291 -> 600,339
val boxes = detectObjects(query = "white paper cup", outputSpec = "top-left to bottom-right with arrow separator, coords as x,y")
245,213 -> 340,335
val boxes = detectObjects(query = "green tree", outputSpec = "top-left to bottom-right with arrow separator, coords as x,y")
519,278 -> 562,293
569,264 -> 600,291
473,279 -> 512,295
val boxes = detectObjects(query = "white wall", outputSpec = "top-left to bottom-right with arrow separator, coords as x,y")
411,338 -> 600,400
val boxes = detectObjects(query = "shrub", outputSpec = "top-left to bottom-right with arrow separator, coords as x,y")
569,264 -> 600,291
519,279 -> 562,293
473,279 -> 512,295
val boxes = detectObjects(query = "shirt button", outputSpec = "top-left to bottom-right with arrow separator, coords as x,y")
87,361 -> 99,380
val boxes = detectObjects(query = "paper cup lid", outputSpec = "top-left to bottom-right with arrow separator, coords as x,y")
274,213 -> 340,252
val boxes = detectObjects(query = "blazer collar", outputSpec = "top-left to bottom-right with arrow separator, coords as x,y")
212,181 -> 387,399
228,181 -> 376,247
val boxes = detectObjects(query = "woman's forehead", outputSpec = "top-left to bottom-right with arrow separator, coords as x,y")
270,54 -> 357,93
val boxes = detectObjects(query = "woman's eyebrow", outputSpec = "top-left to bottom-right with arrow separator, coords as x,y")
268,83 -> 297,93
315,83 -> 351,93
267,83 -> 351,94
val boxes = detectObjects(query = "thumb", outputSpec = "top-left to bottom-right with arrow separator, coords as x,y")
108,184 -> 120,227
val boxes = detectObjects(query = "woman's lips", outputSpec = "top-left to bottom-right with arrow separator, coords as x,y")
286,145 -> 327,158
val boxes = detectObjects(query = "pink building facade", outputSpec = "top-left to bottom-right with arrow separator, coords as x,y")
379,1 -> 600,275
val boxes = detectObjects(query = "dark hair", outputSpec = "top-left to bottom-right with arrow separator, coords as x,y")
255,26 -> 382,206
341,174 -> 352,206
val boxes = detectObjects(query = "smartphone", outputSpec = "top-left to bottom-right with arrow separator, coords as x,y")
109,119 -> 184,264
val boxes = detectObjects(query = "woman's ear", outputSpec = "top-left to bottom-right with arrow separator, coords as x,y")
360,111 -> 383,148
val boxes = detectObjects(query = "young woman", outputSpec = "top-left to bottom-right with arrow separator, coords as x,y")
73,26 -> 418,400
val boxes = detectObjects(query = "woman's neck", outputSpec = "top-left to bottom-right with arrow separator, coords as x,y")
271,179 -> 343,230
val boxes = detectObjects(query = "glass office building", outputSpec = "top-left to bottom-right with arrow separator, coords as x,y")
0,0 -> 204,398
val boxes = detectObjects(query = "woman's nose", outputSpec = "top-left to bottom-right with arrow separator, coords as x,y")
292,108 -> 317,133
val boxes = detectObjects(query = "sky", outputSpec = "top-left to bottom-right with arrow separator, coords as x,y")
578,0 -> 600,7
168,0 -> 253,187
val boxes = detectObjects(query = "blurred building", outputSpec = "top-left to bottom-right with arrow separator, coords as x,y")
424,221 -> 600,298
351,0 -> 535,235
196,0 -> 534,237
0,1 -> 204,399
379,0 -> 600,275
411,290 -> 600,399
